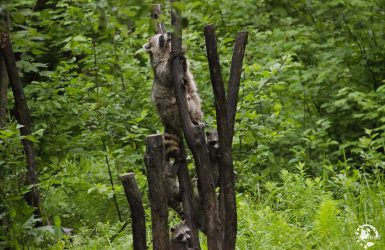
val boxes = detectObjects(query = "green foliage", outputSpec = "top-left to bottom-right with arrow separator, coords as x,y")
237,166 -> 385,249
1,0 -> 385,248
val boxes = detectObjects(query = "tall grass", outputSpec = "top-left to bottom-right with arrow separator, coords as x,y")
236,163 -> 385,249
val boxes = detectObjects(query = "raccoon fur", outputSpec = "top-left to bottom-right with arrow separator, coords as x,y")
170,222 -> 193,250
143,32 -> 204,137
165,160 -> 184,218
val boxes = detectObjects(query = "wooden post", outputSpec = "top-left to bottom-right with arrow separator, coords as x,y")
144,134 -> 169,250
169,1 -> 222,249
0,11 -> 40,214
120,173 -> 147,250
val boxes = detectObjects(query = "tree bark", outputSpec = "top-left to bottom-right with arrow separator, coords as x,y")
176,137 -> 200,249
0,53 -> 8,128
0,18 -> 40,213
227,32 -> 248,146
204,24 -> 237,250
120,173 -> 147,250
170,2 -> 222,249
152,4 -> 166,34
144,134 -> 169,250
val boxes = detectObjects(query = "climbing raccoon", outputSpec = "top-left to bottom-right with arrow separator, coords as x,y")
143,32 -> 204,138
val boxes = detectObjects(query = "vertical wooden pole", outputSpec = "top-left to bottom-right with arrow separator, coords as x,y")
121,173 -> 147,250
144,134 -> 169,250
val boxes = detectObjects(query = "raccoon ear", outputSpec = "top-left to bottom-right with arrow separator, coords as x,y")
171,227 -> 176,232
143,43 -> 151,50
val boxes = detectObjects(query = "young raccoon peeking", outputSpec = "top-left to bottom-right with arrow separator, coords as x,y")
170,222 -> 193,250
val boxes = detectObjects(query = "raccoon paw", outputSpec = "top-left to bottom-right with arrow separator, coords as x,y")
196,122 -> 206,129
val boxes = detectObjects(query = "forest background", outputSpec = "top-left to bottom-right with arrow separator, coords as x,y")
1,0 -> 385,249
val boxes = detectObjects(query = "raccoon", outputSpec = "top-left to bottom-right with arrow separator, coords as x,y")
144,32 -> 206,225
143,32 -> 204,137
165,160 -> 184,218
206,130 -> 221,187
191,178 -> 207,235
170,222 -> 193,250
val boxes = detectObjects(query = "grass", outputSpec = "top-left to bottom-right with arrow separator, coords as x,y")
236,165 -> 385,250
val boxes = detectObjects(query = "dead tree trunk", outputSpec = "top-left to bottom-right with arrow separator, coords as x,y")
204,25 -> 236,250
204,26 -> 248,250
144,134 -> 169,250
169,2 -> 222,249
0,53 -> 8,128
121,173 -> 147,250
0,13 -> 40,214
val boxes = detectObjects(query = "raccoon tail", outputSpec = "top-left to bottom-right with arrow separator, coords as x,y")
164,131 -> 181,160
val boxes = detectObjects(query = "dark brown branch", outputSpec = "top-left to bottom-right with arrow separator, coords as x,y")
170,2 -> 222,249
227,31 -> 248,145
152,4 -> 166,34
120,173 -> 147,250
144,134 -> 169,250
0,15 -> 40,214
204,24 -> 237,250
176,138 -> 200,249
0,53 -> 8,128
102,140 -> 122,222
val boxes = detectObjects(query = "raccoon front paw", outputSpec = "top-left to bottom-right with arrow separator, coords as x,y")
196,122 -> 206,129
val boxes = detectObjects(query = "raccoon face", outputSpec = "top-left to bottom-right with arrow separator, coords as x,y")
171,223 -> 191,243
143,32 -> 172,56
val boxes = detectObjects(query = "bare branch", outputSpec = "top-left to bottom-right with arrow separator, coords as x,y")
204,24 -> 237,250
120,173 -> 147,250
227,31 -> 248,145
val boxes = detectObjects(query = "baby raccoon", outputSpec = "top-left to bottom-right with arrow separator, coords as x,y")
170,222 -> 193,250
143,32 -> 204,136
165,160 -> 184,218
